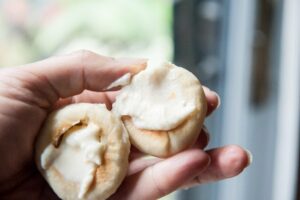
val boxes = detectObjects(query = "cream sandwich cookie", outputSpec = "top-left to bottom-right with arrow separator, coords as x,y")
35,103 -> 130,200
112,60 -> 207,157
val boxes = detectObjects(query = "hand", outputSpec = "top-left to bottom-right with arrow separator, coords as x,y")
0,50 -> 251,200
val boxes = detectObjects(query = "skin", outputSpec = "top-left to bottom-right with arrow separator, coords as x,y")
0,50 -> 251,200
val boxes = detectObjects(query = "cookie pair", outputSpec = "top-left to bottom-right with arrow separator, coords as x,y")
35,60 -> 207,200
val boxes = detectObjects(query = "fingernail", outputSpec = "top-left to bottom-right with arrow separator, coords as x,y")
202,86 -> 211,93
213,91 -> 221,108
245,148 -> 253,167
182,185 -> 192,190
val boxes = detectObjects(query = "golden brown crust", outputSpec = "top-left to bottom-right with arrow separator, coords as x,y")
122,85 -> 207,158
35,103 -> 130,200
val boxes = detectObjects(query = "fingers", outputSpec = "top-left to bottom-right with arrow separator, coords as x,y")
18,50 -> 146,105
127,128 -> 211,176
182,145 -> 252,189
203,86 -> 221,116
128,156 -> 162,176
110,149 -> 210,200
192,126 -> 210,149
115,145 -> 250,199
126,125 -> 211,177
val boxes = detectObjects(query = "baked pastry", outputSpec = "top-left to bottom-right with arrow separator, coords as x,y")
113,60 -> 207,157
35,103 -> 130,200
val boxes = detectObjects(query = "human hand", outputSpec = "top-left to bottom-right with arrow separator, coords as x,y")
0,50 -> 251,200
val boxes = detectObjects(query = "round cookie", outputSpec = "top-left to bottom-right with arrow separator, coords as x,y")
35,103 -> 130,200
113,60 -> 207,157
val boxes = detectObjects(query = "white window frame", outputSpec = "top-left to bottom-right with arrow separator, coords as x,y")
272,0 -> 300,199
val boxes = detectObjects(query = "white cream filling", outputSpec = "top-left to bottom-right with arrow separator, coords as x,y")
113,59 -> 196,130
41,123 -> 104,199
106,73 -> 131,90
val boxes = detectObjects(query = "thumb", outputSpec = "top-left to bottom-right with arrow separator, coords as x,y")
14,50 -> 146,106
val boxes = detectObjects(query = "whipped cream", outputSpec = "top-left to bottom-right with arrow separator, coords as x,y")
113,59 -> 197,130
106,73 -> 131,90
41,123 -> 104,199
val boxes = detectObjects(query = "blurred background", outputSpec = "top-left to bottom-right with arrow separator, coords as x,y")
0,0 -> 299,200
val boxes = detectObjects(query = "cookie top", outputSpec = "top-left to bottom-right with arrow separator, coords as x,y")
112,60 -> 207,157
35,103 -> 130,200
113,59 -> 201,131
